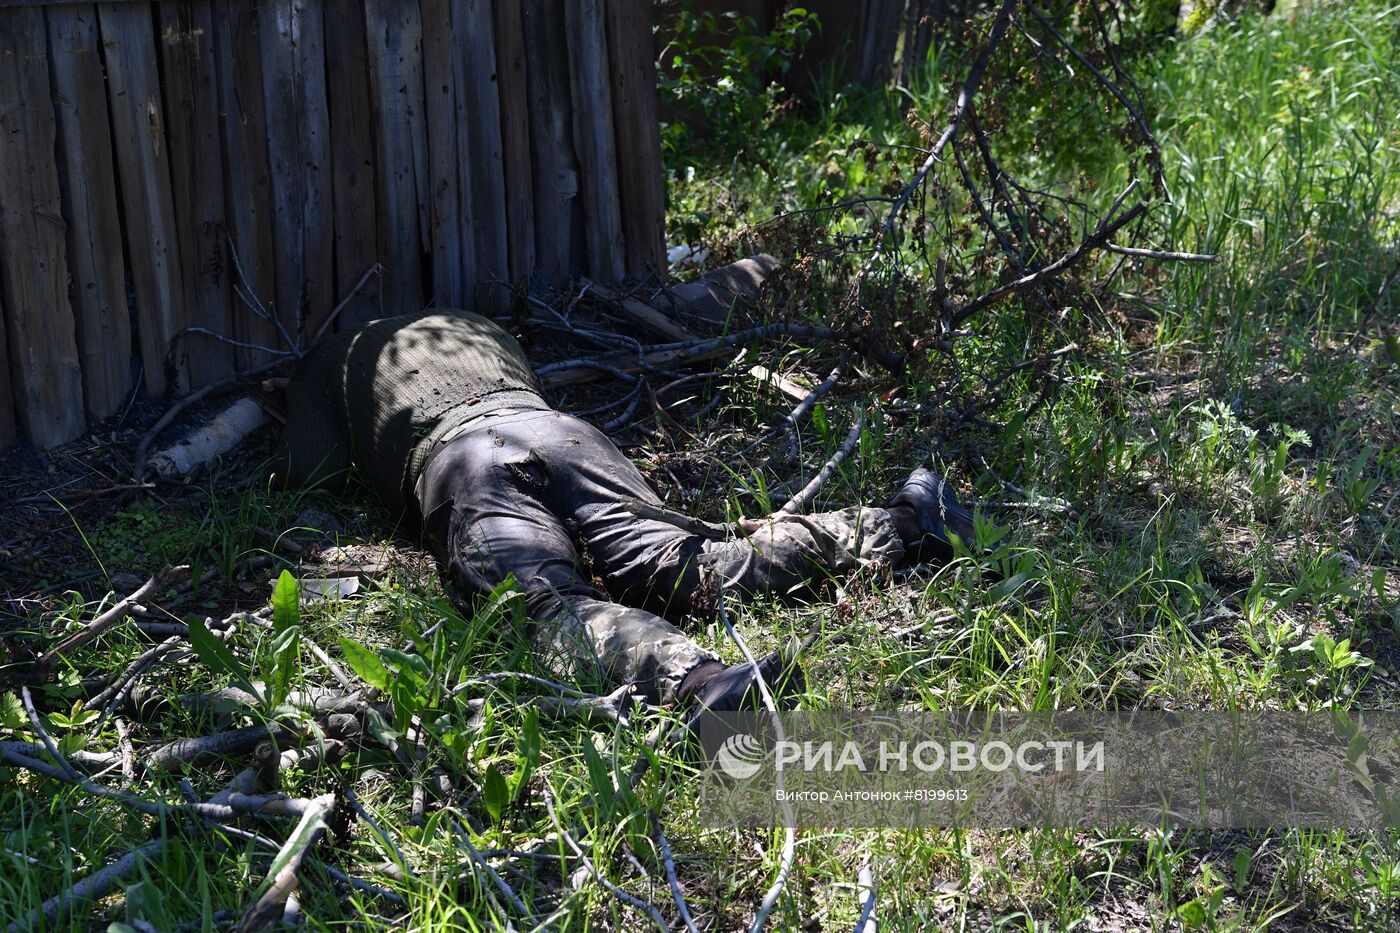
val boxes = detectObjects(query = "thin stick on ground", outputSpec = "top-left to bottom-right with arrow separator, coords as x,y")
1102,242 -> 1217,262
655,821 -> 701,933
854,861 -> 877,933
779,411 -> 865,516
541,787 -> 669,932
452,818 -> 531,918
5,839 -> 167,933
39,569 -> 175,667
238,796 -> 336,929
347,788 -> 417,879
713,566 -> 796,933
746,351 -> 849,455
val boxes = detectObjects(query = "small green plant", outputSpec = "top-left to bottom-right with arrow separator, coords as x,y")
658,3 -> 817,164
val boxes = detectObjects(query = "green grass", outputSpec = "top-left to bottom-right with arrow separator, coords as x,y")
4,2 -> 1400,929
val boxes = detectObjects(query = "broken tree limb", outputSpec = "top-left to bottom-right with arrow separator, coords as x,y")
5,839 -> 167,933
132,356 -> 287,482
582,278 -> 695,342
39,568 -> 179,667
624,499 -> 731,540
655,820 -> 700,933
237,794 -> 335,930
953,197 -> 1149,323
779,411 -> 865,516
1102,242 -> 1217,262
148,721 -> 311,772
543,786 -> 669,932
857,0 -> 1018,295
537,323 -> 845,389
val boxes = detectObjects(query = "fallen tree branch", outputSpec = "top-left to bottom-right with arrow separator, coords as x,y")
238,794 -> 336,930
453,818 -> 531,917
854,861 -> 877,933
1102,242 -> 1217,262
779,411 -> 865,516
714,572 -> 796,933
953,194 -> 1148,323
39,569 -> 181,668
856,0 -> 1019,295
624,500 -> 732,540
132,358 -> 288,483
6,839 -> 167,933
542,786 -> 668,932
655,820 -> 700,933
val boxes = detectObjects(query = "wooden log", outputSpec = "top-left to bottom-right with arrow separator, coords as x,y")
420,0 -> 468,306
521,0 -> 580,287
491,0 -> 535,284
98,2 -> 188,396
452,0 -> 509,295
604,0 -> 665,279
0,7 -> 85,447
323,0 -> 382,329
564,0 -> 625,283
581,278 -> 693,342
159,0 -> 234,386
211,1 -> 281,369
45,5 -> 132,421
260,0 -> 333,345
363,0 -> 425,316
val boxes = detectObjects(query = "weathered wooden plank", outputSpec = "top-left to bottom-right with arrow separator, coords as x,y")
452,0 -> 509,295
0,293 -> 16,447
159,0 -> 234,387
491,0 -> 535,284
521,0 -> 580,288
211,2 -> 280,368
323,0 -> 382,329
98,1 -> 187,396
363,0 -> 425,316
260,0 -> 333,345
604,0 -> 665,279
45,3 -> 131,420
0,7 -> 86,447
420,0 -> 466,307
564,0 -> 625,283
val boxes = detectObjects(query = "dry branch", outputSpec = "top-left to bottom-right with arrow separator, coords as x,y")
6,839 -> 166,933
779,411 -> 865,516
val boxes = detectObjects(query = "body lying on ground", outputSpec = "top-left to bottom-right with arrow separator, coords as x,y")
275,310 -> 977,711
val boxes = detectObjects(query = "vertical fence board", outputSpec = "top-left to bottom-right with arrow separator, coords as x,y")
420,0 -> 466,306
324,0 -> 382,329
0,8 -> 86,448
564,0 -> 624,283
604,0 -> 665,280
260,0 -> 333,344
521,0 -> 579,288
212,0 -> 280,369
46,4 -> 131,420
491,0 -> 534,284
99,1 -> 188,396
159,0 -> 234,386
453,0 -> 508,293
364,0 -> 425,316
0,295 -> 15,447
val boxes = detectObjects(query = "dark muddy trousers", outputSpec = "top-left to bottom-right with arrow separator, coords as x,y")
415,409 -> 904,702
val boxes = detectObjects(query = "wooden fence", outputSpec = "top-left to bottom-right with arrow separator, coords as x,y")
0,0 -> 665,450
